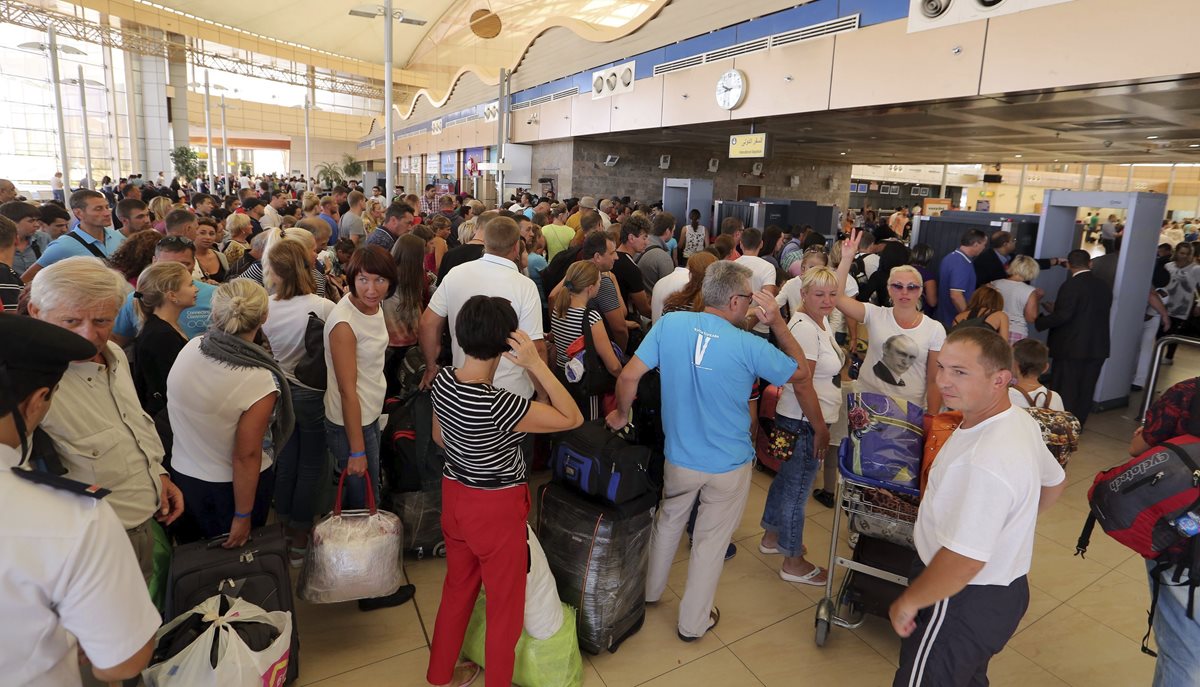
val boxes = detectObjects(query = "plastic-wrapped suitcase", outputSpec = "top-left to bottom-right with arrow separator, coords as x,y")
754,384 -> 783,473
397,487 -> 446,559
536,482 -> 656,655
166,522 -> 300,683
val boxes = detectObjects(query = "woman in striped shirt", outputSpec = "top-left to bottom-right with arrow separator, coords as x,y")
549,261 -> 624,420
427,295 -> 583,687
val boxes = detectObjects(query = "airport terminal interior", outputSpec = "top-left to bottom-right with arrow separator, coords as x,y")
4,0 -> 1200,685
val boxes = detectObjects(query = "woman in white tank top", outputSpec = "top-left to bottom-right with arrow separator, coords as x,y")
989,255 -> 1042,342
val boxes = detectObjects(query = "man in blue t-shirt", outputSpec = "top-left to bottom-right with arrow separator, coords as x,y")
21,190 -> 124,284
110,236 -> 215,346
935,229 -> 988,329
607,261 -> 823,642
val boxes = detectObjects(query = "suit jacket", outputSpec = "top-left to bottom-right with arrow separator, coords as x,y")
974,249 -> 1009,286
872,360 -> 906,387
1035,270 -> 1112,360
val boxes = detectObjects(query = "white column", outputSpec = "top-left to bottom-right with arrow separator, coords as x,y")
203,71 -> 215,194
76,66 -> 93,189
220,94 -> 230,197
304,94 -> 311,185
938,164 -> 948,199
1015,164 -> 1027,213
48,28 -> 70,191
383,0 -> 394,196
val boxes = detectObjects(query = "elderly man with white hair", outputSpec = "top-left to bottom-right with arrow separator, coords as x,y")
29,256 -> 185,581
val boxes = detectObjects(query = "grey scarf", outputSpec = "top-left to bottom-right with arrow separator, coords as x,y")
198,328 -> 296,452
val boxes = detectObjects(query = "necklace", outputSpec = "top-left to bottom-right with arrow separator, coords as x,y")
894,310 -> 921,328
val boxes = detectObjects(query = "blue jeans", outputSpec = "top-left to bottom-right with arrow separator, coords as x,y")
324,418 -> 381,510
1149,560 -> 1200,686
171,468 -> 274,543
274,387 -> 328,527
760,415 -> 819,557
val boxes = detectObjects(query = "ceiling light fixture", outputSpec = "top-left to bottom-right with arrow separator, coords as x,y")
1014,154 -> 1023,158
1146,135 -> 1159,140
349,5 -> 428,24
1191,144 -> 1200,148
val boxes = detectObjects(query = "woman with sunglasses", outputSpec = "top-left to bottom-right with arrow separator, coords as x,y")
834,229 -> 945,414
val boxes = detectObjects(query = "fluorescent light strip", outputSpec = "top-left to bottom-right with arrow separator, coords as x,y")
132,0 -> 363,61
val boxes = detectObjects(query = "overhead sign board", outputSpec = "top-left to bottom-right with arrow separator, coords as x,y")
729,133 -> 768,159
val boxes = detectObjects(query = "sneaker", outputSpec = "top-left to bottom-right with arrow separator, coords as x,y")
813,489 -> 836,508
725,543 -> 737,561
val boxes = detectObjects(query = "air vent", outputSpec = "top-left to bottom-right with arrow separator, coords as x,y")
771,14 -> 860,47
551,87 -> 579,100
653,14 -> 860,77
431,119 -> 443,135
510,100 -> 533,111
483,101 -> 500,122
704,37 -> 769,63
591,61 -> 636,100
909,0 -> 1073,33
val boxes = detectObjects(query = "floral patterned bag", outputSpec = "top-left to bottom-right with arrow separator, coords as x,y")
766,425 -> 800,463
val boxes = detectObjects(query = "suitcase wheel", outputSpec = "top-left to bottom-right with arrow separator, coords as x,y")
433,542 -> 446,558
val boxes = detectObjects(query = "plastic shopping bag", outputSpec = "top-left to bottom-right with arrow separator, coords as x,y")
462,595 -> 584,687
846,391 -> 924,488
299,472 -> 404,603
524,525 -> 564,640
142,595 -> 291,687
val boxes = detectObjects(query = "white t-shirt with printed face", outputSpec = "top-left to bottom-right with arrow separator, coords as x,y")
776,312 -> 844,424
858,304 -> 946,409
916,406 -> 1065,585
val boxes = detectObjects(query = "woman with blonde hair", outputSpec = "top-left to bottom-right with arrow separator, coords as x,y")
148,196 -> 174,233
662,250 -> 719,315
989,255 -> 1041,342
549,260 -> 624,419
364,197 -> 385,233
759,265 -> 841,585
301,192 -> 321,218
132,261 -> 197,417
263,240 -> 334,564
835,230 -> 945,412
242,227 -> 327,297
167,278 -> 294,546
223,212 -> 253,264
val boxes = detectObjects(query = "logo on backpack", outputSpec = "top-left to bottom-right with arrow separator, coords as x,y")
1107,451 -> 1170,493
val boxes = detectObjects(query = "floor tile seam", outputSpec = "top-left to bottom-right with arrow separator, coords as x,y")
626,643 -> 730,687
296,644 -> 430,686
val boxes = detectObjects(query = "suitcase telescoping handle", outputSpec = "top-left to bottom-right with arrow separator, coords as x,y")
332,469 -> 378,516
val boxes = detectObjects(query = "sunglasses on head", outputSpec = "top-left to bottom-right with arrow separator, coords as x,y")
158,236 -> 194,249
888,282 -> 921,292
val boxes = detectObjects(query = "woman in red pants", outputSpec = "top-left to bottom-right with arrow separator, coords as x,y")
426,295 -> 583,687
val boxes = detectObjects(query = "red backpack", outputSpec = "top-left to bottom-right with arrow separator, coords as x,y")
1077,435 -> 1200,655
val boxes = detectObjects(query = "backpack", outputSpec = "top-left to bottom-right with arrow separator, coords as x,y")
920,411 -> 963,495
1076,436 -> 1200,656
561,309 -> 622,397
292,311 -> 327,390
1014,387 -> 1080,466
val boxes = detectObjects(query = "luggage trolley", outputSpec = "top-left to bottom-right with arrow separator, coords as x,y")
814,445 -> 920,646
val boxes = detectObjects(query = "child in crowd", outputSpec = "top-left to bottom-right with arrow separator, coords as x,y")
1008,339 -> 1066,411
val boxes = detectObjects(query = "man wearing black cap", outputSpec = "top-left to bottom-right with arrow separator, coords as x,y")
0,316 -> 161,685
242,197 -> 266,237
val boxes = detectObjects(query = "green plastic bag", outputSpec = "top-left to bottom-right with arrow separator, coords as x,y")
147,519 -> 172,613
461,595 -> 583,687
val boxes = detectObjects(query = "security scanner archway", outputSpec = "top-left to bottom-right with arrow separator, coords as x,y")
1035,190 -> 1168,412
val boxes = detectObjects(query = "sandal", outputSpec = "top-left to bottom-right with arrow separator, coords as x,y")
780,565 -> 827,586
440,661 -> 481,687
759,542 -> 807,557
677,607 -> 720,642
288,546 -> 307,569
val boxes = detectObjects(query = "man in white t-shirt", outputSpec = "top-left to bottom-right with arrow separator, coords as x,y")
890,327 -> 1066,686
419,216 -> 546,400
651,264 -> 689,323
734,228 -> 779,334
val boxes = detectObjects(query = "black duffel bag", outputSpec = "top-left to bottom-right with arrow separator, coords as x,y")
550,420 -> 656,505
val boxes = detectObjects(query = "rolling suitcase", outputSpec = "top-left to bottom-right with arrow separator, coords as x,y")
841,535 -> 919,619
754,384 -> 784,473
398,487 -> 446,559
536,482 -> 657,655
166,523 -> 300,683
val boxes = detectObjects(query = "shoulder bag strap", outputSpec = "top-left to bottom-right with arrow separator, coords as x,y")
66,231 -> 108,260
1038,390 -> 1054,409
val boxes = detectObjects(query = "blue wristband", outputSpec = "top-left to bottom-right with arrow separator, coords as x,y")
349,450 -> 366,458
234,511 -> 251,519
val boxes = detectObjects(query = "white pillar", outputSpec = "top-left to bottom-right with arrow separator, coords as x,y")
76,66 -> 93,190
304,94 -> 311,186
383,0 -> 394,196
203,71 -> 215,195
938,164 -> 948,199
1015,164 -> 1027,213
48,28 -> 70,191
497,68 -> 509,202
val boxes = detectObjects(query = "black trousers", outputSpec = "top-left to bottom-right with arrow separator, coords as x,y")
1050,357 -> 1105,426
893,566 -> 1030,687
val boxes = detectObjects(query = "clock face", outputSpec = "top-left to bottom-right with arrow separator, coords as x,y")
716,69 -> 745,110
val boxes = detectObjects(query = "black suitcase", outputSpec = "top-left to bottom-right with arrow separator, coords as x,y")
536,482 -> 657,654
398,487 -> 446,559
841,535 -> 919,619
166,523 -> 300,683
549,420 -> 655,505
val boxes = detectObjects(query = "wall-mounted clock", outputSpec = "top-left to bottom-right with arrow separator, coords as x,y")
716,69 -> 746,110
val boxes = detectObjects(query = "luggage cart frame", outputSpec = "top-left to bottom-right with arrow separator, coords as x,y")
814,450 -> 919,647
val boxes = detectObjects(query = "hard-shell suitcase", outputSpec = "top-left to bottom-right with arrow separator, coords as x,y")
840,535 -> 919,619
166,522 -> 300,683
754,384 -> 784,473
536,482 -> 656,655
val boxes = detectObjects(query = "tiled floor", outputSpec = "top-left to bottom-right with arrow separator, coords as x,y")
291,349 -> 1199,686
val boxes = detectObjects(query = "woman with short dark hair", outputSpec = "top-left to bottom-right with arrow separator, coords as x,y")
426,295 -> 583,687
324,246 -> 397,518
